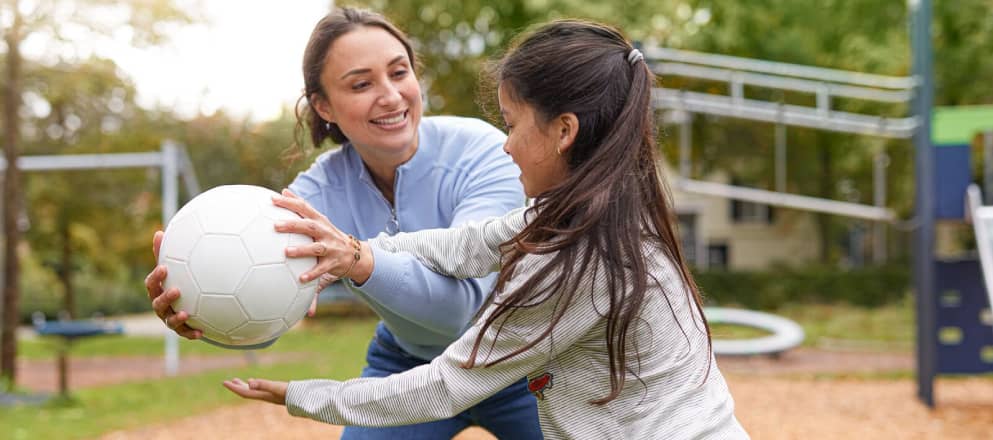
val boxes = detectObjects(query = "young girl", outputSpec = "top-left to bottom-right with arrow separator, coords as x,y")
225,20 -> 749,439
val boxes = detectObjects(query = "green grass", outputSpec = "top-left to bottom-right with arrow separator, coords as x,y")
776,298 -> 915,351
3,317 -> 377,439
18,316 -> 378,360
710,323 -> 773,339
19,334 -> 224,359
2,301 -> 919,438
709,300 -> 914,350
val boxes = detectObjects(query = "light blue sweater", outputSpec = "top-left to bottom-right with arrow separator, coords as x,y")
288,116 -> 523,359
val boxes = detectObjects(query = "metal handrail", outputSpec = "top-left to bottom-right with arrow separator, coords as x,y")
643,46 -> 915,89
654,88 -> 916,138
675,178 -> 896,222
654,62 -> 914,103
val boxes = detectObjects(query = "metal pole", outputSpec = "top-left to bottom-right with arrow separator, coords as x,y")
775,122 -> 787,192
161,141 -> 180,376
874,153 -> 889,264
696,214 -> 708,269
984,131 -> 993,205
816,83 -> 831,118
910,0 -> 936,408
680,112 -> 693,178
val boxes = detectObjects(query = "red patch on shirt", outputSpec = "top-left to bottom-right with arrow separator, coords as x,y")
527,372 -> 553,400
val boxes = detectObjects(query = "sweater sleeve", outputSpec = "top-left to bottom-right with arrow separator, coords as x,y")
284,251 -> 602,427
338,124 -> 524,340
369,207 -> 529,279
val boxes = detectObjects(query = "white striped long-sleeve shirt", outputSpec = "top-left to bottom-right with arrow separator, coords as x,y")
285,207 -> 749,439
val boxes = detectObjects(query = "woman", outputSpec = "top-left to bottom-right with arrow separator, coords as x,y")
145,7 -> 541,440
225,19 -> 749,440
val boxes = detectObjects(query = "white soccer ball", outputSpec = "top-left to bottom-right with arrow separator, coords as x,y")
158,185 -> 318,347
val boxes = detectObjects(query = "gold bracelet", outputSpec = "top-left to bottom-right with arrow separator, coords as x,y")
338,235 -> 362,279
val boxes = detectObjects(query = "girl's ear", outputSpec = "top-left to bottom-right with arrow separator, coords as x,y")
310,93 -> 336,124
555,112 -> 579,155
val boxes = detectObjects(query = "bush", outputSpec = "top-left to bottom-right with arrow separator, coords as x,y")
694,264 -> 910,309
19,260 -> 149,324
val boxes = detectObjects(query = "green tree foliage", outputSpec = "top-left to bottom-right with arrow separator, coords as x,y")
0,0 -> 194,389
345,0 -> 701,121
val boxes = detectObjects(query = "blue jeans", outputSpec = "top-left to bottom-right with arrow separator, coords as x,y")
341,323 -> 543,440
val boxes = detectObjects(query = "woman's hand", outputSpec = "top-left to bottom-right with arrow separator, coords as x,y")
223,377 -> 287,405
272,189 -> 374,285
145,230 -> 202,339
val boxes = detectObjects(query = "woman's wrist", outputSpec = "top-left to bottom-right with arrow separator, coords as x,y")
344,240 -> 375,285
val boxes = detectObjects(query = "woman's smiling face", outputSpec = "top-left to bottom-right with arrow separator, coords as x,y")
314,26 -> 422,158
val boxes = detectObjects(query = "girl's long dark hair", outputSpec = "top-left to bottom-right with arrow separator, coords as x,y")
464,20 -> 711,405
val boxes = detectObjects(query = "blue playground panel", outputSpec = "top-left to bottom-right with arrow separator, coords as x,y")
933,145 -> 971,219
934,259 -> 993,374
35,320 -> 124,339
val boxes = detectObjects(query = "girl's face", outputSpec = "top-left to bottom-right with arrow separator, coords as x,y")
498,84 -> 572,198
314,26 -> 422,159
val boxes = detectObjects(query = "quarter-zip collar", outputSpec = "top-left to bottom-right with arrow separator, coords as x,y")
348,122 -> 436,234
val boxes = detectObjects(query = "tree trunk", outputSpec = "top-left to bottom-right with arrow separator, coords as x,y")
1,5 -> 24,390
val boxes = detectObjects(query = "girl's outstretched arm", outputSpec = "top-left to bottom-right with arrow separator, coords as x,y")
270,252 -> 603,428
369,206 -> 529,279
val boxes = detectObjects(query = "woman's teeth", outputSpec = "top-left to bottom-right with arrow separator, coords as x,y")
373,112 -> 405,125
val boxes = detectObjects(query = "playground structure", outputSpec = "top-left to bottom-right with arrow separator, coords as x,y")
643,0 -> 992,406
31,312 -> 123,397
0,142 -> 202,378
638,42 -> 916,360
704,307 -> 805,357
926,110 -> 993,393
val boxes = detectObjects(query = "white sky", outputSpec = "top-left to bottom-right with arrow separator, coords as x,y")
102,0 -> 332,121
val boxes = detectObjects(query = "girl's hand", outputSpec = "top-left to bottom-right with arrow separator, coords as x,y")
223,377 -> 288,405
272,189 -> 374,285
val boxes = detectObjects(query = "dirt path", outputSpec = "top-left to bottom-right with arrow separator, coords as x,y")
95,375 -> 993,440
730,376 -> 993,439
97,402 -> 495,440
17,353 -> 298,393
101,374 -> 993,440
15,349 -> 993,439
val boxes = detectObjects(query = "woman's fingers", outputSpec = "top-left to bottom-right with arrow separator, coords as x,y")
151,287 -> 180,318
307,294 -> 318,317
153,288 -> 200,339
174,324 -> 202,339
152,230 -> 164,261
145,265 -> 167,300
299,258 -> 338,284
316,273 -> 337,291
272,191 -> 324,220
274,218 -> 337,243
166,311 -> 201,339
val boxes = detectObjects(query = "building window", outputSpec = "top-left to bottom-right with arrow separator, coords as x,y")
730,199 -> 775,224
707,243 -> 729,269
677,213 -> 698,266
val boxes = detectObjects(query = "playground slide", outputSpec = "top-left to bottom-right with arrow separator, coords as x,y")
967,185 -> 993,328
